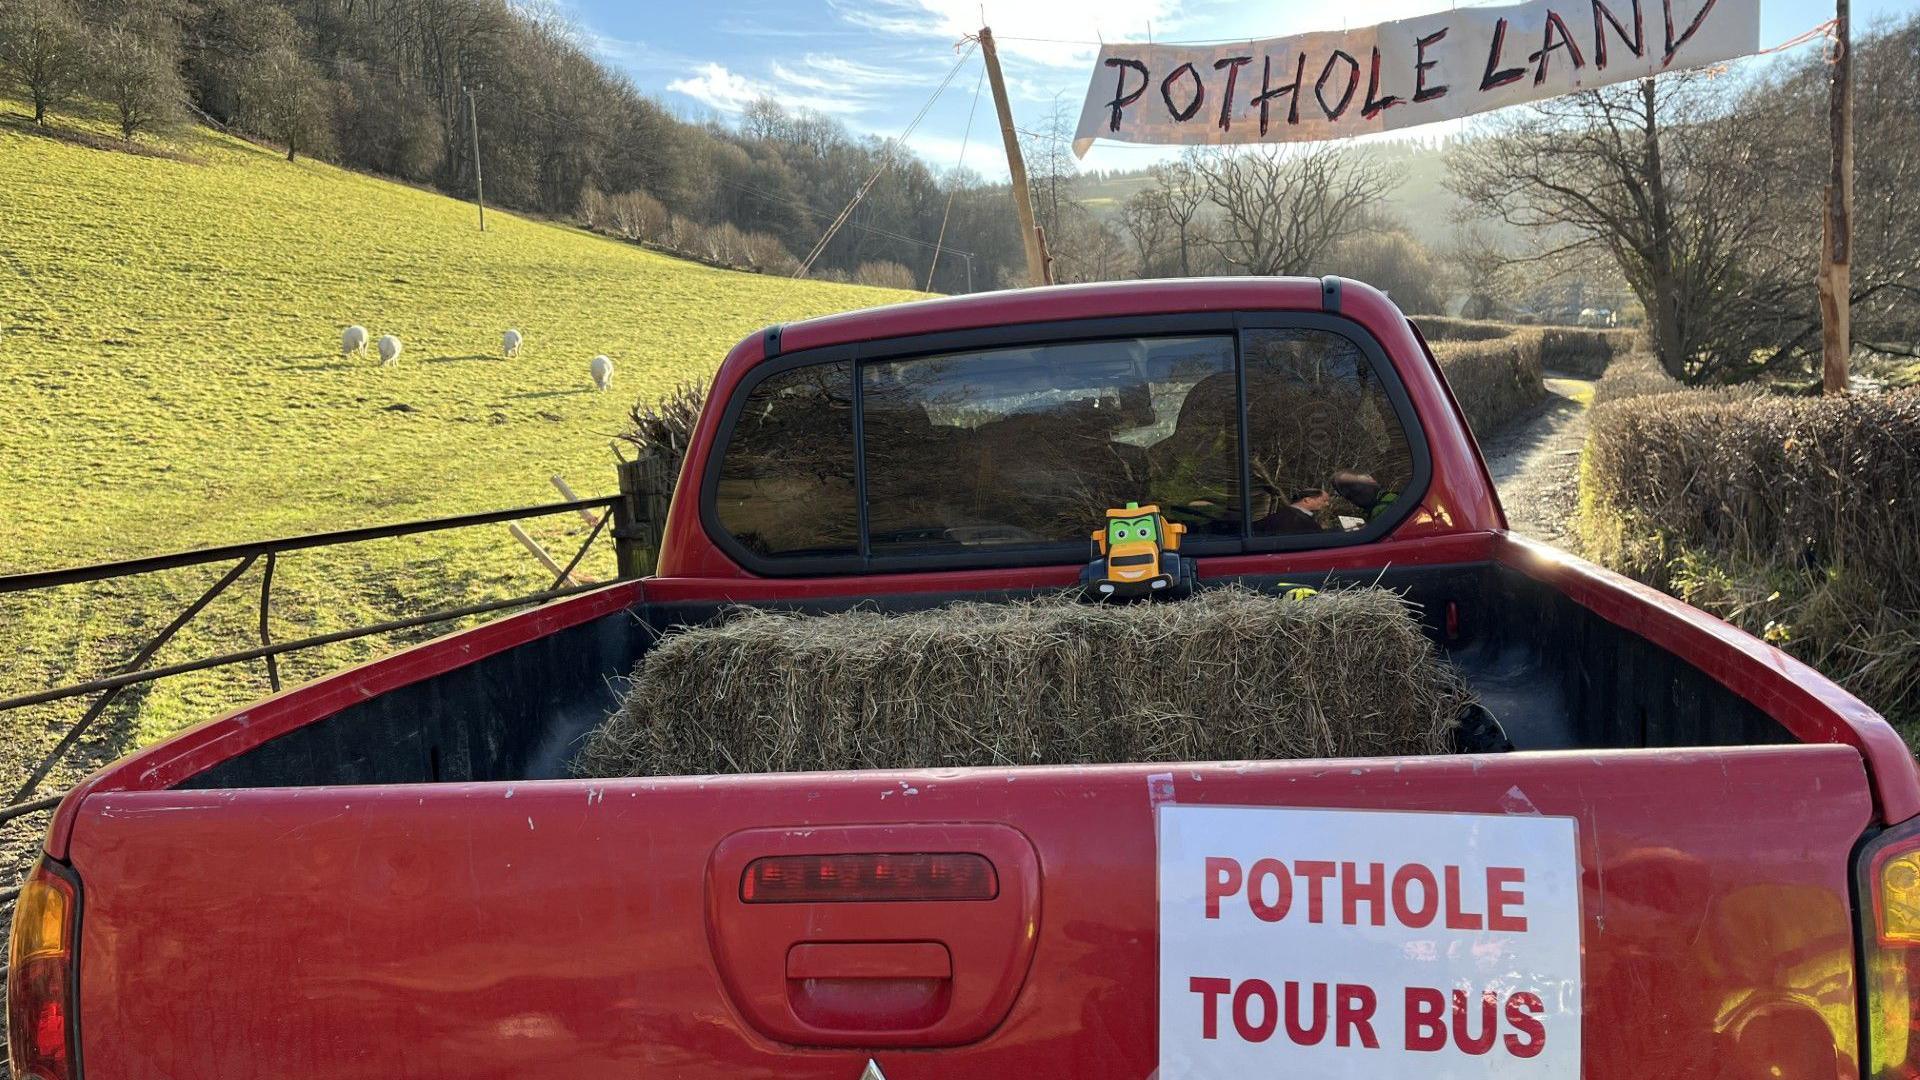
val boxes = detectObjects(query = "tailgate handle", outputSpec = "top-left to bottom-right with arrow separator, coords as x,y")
788,942 -> 952,981
709,823 -> 1041,1047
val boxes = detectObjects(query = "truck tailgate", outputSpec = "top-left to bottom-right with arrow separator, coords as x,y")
69,744 -> 1869,1079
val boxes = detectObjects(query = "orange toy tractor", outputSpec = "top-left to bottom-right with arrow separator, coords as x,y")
1081,502 -> 1196,601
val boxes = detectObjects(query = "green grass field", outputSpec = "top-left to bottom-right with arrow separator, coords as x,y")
0,106 -> 916,806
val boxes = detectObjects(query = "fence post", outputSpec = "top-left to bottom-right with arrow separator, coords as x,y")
612,449 -> 673,578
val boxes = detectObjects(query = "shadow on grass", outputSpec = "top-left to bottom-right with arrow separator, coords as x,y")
510,388 -> 596,400
0,111 -> 206,164
285,357 -> 362,372
421,353 -> 496,365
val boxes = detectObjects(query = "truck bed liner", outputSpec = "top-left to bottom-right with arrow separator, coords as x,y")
173,561 -> 1788,793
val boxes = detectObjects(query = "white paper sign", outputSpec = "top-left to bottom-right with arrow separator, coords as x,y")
1073,0 -> 1760,155
1158,805 -> 1581,1079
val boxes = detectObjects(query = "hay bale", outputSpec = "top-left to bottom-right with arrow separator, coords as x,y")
574,586 -> 1472,778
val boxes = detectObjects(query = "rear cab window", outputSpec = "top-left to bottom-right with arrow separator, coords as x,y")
704,316 -> 1427,575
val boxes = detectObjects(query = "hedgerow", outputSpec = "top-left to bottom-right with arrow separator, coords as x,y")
1577,374 -> 1920,737
1426,323 -> 1625,434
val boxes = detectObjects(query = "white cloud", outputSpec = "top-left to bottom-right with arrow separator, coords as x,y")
829,0 -> 1191,66
667,62 -> 769,112
667,59 -> 881,116
904,131 -> 1010,181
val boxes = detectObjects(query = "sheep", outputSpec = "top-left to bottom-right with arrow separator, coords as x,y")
502,329 -> 523,359
342,325 -> 369,359
590,354 -> 614,391
377,334 -> 403,366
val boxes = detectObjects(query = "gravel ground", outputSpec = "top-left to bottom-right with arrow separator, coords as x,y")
1481,373 -> 1596,548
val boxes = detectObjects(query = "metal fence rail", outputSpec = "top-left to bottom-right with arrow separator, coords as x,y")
0,493 -> 626,827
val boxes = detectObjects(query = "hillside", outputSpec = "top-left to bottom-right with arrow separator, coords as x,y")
0,108 -> 915,791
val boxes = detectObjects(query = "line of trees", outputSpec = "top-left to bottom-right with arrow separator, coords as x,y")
1450,17 -> 1920,382
0,0 -> 183,139
0,0 -> 1031,289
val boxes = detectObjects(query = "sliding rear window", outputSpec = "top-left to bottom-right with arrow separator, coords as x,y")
704,317 -> 1425,574
863,336 -> 1239,555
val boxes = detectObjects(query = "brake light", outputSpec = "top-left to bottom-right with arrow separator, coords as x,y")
742,853 -> 998,903
1861,821 -> 1920,1077
7,859 -> 78,1080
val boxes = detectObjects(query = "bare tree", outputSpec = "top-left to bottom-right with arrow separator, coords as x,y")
1018,94 -> 1079,241
0,0 -> 86,125
239,42 -> 333,162
1122,186 -> 1172,277
1450,75 -> 1766,380
91,17 -> 188,145
1446,226 -> 1519,320
1154,156 -> 1208,277
1190,144 -> 1397,277
1711,17 -> 1920,372
1324,229 -> 1449,315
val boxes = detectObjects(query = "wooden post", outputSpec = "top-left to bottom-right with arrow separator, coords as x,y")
549,475 -> 601,526
508,523 -> 589,586
463,84 -> 487,233
980,27 -> 1049,288
1819,0 -> 1852,395
611,450 -> 675,578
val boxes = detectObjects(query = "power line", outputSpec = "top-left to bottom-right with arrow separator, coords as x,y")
796,39 -> 980,276
928,62 -> 988,290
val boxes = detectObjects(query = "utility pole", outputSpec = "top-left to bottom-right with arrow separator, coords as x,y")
979,27 -> 1049,287
463,84 -> 487,233
1818,0 -> 1851,394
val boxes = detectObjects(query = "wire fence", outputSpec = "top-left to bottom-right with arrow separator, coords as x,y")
0,493 -> 626,856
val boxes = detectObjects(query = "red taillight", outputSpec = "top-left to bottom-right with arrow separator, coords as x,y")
742,853 -> 998,904
7,859 -> 78,1080
1861,821 -> 1920,1078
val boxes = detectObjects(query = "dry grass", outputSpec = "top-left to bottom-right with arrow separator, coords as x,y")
1576,380 -> 1920,737
574,586 -> 1472,777
1427,323 -> 1626,436
618,380 -> 706,477
1416,316 -> 1522,343
1590,351 -> 1689,404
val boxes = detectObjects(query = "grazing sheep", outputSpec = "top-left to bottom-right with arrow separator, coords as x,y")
502,329 -> 523,359
377,334 -> 403,366
590,354 -> 614,391
342,325 -> 369,359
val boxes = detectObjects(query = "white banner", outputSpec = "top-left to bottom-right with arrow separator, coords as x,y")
1158,805 -> 1582,1080
1073,0 -> 1759,155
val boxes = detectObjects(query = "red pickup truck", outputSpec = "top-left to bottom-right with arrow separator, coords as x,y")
11,277 -> 1920,1080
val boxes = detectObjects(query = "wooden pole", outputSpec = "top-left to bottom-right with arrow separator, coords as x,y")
464,84 -> 487,233
1818,0 -> 1851,394
508,523 -> 590,586
980,27 -> 1048,287
550,476 -> 601,526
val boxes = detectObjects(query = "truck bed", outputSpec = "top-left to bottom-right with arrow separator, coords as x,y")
174,558 -> 1790,792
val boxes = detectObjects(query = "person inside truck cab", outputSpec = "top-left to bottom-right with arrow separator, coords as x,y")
1254,488 -> 1329,534
1332,470 -> 1399,524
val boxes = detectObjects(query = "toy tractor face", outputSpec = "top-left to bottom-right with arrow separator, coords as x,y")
1102,514 -> 1163,584
1086,501 -> 1191,600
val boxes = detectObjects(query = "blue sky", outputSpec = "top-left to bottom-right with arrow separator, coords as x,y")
579,0 -> 1914,178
